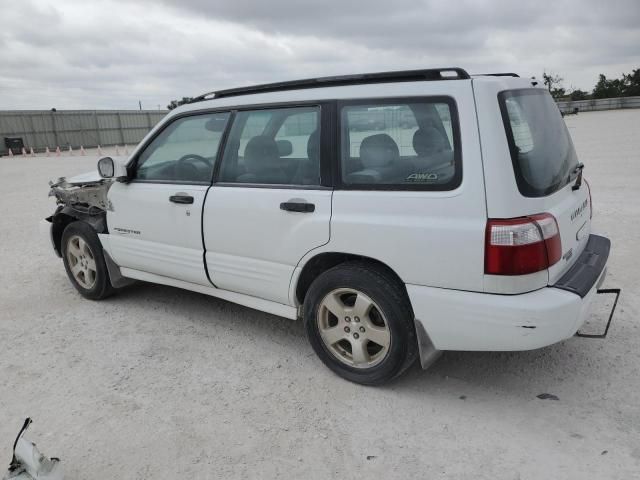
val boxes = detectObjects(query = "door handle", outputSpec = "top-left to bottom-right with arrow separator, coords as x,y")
169,194 -> 194,204
280,201 -> 315,213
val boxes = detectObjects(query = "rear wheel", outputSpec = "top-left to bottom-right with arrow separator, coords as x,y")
61,221 -> 114,300
304,262 -> 418,385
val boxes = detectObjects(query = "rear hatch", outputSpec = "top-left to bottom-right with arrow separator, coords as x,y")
498,88 -> 591,283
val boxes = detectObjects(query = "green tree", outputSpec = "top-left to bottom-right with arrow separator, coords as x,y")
543,71 -> 565,98
543,71 -> 562,90
592,74 -> 625,99
622,69 -> 640,96
569,89 -> 589,101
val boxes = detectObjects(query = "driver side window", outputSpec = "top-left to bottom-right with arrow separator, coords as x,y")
135,112 -> 230,184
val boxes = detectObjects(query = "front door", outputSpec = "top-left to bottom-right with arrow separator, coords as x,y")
107,112 -> 230,286
203,105 -> 332,305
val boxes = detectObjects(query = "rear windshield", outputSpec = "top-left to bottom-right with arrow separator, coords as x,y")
499,89 -> 579,197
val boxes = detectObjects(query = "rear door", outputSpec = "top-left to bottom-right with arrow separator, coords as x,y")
498,89 -> 590,283
476,80 -> 591,288
203,104 -> 332,305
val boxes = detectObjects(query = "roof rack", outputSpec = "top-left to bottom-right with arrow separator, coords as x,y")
473,72 -> 520,77
191,67 -> 470,102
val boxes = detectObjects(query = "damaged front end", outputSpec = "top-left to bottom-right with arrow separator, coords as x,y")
48,175 -> 114,212
45,174 -> 114,257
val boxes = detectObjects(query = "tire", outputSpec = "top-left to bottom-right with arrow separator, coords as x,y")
303,261 -> 418,385
61,221 -> 115,300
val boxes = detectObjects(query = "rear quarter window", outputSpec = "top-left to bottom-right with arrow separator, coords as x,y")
499,89 -> 579,197
338,97 -> 462,190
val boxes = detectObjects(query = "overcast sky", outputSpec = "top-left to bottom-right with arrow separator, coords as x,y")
1,0 -> 639,110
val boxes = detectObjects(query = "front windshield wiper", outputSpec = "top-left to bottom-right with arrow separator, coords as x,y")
571,163 -> 585,191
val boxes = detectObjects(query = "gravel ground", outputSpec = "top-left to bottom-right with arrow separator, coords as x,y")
1,110 -> 639,479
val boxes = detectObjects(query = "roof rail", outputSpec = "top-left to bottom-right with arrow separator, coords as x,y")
473,72 -> 520,77
191,67 -> 470,102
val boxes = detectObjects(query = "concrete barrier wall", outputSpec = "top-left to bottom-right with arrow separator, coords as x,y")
557,96 -> 640,113
0,109 -> 168,155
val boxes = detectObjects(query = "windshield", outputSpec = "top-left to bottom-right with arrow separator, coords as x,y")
499,89 -> 579,197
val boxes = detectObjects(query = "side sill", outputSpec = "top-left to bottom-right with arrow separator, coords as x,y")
119,267 -> 298,320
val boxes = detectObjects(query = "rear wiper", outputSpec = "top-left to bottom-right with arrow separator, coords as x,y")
572,163 -> 585,191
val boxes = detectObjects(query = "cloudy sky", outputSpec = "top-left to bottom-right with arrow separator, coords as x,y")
1,0 -> 639,110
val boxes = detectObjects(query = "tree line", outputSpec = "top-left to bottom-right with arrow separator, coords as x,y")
543,68 -> 640,101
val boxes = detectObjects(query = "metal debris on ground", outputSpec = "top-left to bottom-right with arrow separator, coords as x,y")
536,393 -> 560,401
3,418 -> 64,480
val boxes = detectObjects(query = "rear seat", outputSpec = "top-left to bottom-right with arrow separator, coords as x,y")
346,134 -> 407,183
413,127 -> 454,170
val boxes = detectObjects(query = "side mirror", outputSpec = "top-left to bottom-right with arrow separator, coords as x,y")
97,157 -> 128,179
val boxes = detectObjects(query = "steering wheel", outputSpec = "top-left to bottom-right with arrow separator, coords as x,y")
176,154 -> 210,181
177,154 -> 210,168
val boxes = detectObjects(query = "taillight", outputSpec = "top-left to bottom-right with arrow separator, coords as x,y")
485,213 -> 562,275
584,179 -> 593,219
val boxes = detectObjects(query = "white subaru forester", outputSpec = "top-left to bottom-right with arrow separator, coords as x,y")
45,68 -> 613,385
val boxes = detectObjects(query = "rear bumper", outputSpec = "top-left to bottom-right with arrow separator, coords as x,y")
554,234 -> 610,297
408,234 -> 610,352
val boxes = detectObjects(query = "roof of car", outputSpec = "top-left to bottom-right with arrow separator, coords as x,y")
172,68 -> 533,115
191,67 -> 473,104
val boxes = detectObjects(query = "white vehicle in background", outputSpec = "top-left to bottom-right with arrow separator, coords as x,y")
44,68 -> 616,385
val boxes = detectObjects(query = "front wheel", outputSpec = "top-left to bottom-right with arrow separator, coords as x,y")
303,262 -> 418,385
61,221 -> 114,300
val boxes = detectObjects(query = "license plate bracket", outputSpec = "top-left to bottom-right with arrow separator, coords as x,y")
576,288 -> 621,338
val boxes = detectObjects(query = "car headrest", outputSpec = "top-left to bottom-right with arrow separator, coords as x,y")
276,140 -> 293,157
307,130 -> 320,163
413,127 -> 447,156
360,134 -> 399,168
244,135 -> 279,172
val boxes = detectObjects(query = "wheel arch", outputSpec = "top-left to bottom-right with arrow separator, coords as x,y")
295,251 -> 442,372
49,206 -> 107,256
294,252 -> 407,306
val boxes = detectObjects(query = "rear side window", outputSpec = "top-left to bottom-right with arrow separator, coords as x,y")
499,89 -> 579,197
218,106 -> 320,186
339,98 -> 461,190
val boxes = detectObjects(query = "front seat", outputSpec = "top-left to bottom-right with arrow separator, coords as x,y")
236,135 -> 288,184
291,130 -> 320,185
346,133 -> 400,184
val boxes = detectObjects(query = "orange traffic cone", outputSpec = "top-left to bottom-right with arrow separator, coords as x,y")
97,145 -> 102,156
30,147 -> 35,157
8,148 -> 13,157
55,146 -> 61,157
45,147 -> 51,157
80,146 -> 86,156
68,146 -> 73,156
21,147 -> 27,157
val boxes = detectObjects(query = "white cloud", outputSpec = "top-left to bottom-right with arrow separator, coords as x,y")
1,0 -> 638,108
